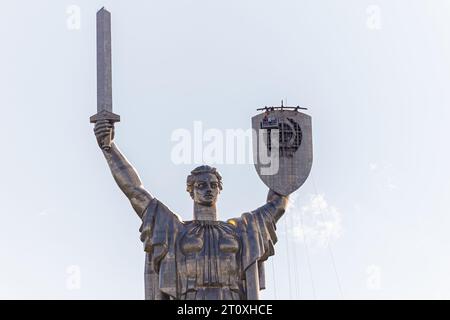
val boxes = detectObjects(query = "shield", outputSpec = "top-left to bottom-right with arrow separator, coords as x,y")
252,109 -> 313,196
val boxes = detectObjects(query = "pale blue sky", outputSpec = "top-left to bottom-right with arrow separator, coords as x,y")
1,0 -> 450,299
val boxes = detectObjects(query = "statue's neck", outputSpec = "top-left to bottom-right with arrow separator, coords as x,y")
193,202 -> 217,221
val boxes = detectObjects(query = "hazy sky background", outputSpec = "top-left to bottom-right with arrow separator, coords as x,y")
1,0 -> 450,299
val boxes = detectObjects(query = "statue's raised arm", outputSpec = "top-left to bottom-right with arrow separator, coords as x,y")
94,120 -> 153,218
265,189 -> 289,221
94,120 -> 185,300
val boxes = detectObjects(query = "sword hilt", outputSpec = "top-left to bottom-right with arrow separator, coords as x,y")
90,110 -> 120,151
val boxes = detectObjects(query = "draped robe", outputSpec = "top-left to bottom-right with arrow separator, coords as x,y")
139,197 -> 285,300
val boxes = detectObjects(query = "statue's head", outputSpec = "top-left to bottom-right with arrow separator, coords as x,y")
186,165 -> 222,207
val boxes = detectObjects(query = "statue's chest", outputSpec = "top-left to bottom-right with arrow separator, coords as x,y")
179,221 -> 240,257
178,221 -> 242,288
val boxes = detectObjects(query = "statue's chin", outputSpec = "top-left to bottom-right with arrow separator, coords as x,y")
196,199 -> 215,207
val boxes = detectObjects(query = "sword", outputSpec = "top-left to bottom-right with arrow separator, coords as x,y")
90,7 -> 120,151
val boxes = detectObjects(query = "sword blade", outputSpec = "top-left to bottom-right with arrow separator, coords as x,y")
97,7 -> 112,113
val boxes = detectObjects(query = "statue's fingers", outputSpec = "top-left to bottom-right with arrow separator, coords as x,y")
96,128 -> 111,134
95,123 -> 110,131
98,123 -> 114,130
95,129 -> 110,136
95,120 -> 111,128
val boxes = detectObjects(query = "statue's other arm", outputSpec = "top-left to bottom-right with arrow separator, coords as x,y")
234,190 -> 289,300
266,189 -> 289,222
95,120 -> 153,218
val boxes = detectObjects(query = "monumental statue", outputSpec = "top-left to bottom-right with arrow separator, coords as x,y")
90,8 -> 313,300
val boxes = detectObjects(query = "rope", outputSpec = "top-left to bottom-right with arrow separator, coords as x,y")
284,216 -> 293,299
271,258 -> 277,299
311,173 -> 344,299
299,207 -> 317,299
289,208 -> 302,298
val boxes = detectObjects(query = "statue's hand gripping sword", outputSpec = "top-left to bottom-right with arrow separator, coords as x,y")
90,8 -> 120,151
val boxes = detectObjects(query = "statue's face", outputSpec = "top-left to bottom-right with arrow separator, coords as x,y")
192,173 -> 220,206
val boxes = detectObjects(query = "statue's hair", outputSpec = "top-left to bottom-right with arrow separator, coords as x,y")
186,165 -> 223,198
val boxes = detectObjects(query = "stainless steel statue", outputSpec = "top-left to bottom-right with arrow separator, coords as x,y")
91,8 -> 312,300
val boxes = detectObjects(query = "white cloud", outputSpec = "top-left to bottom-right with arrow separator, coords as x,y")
286,193 -> 343,249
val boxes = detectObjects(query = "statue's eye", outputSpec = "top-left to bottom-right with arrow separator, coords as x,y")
211,183 -> 218,189
196,183 -> 205,189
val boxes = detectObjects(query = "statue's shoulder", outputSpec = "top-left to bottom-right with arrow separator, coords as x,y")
142,197 -> 185,224
226,218 -> 239,227
226,211 -> 256,225
225,215 -> 250,229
